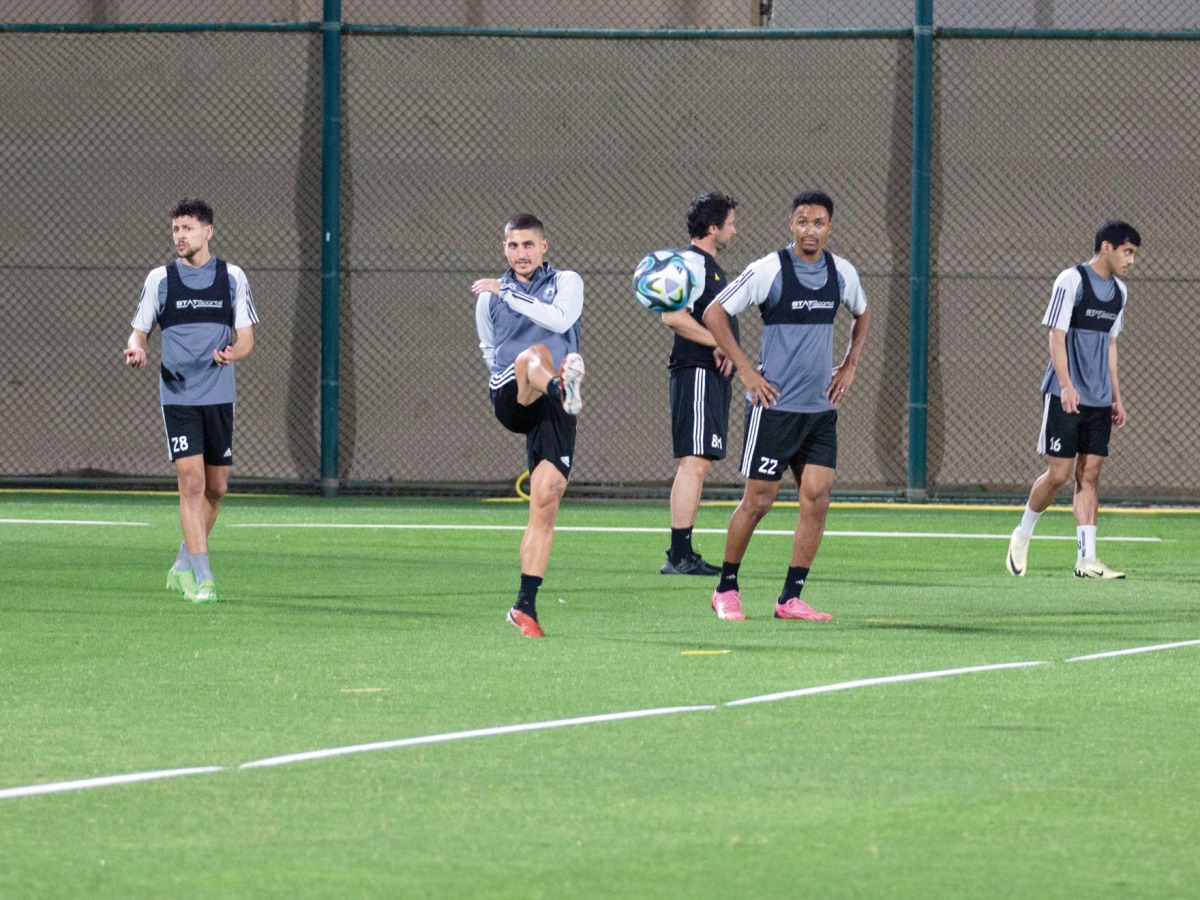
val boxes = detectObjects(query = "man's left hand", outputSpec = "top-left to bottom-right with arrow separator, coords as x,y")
1112,400 -> 1128,428
714,348 -> 734,377
826,362 -> 857,405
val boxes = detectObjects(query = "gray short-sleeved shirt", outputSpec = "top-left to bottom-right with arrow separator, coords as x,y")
715,246 -> 868,413
1040,264 -> 1126,407
131,257 -> 258,405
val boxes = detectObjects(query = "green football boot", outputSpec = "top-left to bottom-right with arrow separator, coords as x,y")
167,567 -> 197,596
185,578 -> 219,604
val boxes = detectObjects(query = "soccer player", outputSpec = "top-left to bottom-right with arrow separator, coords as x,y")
124,198 -> 259,603
702,190 -> 870,621
472,214 -> 585,638
1006,220 -> 1140,579
659,192 -> 740,576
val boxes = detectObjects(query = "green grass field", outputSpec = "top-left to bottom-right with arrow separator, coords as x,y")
2,490 -> 1198,899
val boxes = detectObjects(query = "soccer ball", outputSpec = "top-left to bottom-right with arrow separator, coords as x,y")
632,249 -> 704,313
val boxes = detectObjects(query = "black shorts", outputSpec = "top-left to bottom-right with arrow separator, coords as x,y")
162,403 -> 234,465
669,366 -> 732,460
1038,393 -> 1112,458
491,381 -> 577,480
739,404 -> 837,481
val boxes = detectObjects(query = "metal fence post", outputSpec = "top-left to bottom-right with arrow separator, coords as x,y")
320,0 -> 343,498
908,0 -> 933,501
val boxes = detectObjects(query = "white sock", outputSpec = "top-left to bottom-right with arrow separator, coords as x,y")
1077,525 -> 1097,559
1017,506 -> 1042,537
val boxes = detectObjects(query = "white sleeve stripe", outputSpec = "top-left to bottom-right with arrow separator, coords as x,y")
715,267 -> 755,307
130,267 -> 168,332
227,265 -> 259,327
1043,269 -> 1081,330
242,286 -> 260,324
1047,284 -> 1066,326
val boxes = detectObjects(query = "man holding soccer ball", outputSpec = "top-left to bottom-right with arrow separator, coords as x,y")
658,192 -> 740,577
702,190 -> 870,622
473,214 -> 585,638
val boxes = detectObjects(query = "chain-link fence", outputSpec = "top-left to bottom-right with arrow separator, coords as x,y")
0,1 -> 767,28
931,36 -> 1200,497
8,1 -> 1199,29
2,3 -> 1198,500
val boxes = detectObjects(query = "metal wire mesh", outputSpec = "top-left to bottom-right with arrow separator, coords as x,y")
2,4 -> 1199,499
767,1 -> 1200,30
339,33 -> 909,491
932,36 -> 1200,496
0,1 -> 764,28
0,31 -> 323,481
7,1 -> 1199,30
934,1 -> 1200,29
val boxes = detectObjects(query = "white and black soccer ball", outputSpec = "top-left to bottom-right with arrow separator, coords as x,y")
632,249 -> 704,313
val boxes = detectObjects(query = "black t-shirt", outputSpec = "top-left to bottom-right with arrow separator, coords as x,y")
667,247 -> 739,372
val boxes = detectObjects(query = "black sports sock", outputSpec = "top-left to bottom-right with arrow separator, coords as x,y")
515,573 -> 543,620
780,565 -> 810,601
545,377 -> 563,401
669,527 -> 693,561
716,562 -> 740,594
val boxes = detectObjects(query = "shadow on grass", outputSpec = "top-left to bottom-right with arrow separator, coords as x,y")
235,598 -> 452,619
859,621 -> 1011,635
594,635 -> 845,655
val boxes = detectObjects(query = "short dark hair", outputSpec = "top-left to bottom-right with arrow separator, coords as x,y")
1094,220 -> 1141,253
504,213 -> 545,235
171,198 -> 214,225
686,192 -> 738,239
791,190 -> 834,219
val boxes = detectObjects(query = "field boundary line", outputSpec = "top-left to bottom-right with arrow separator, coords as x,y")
0,518 -> 151,526
724,661 -> 1047,707
240,705 -> 717,769
0,766 -> 224,800
4,641 -> 1196,801
1066,639 -> 1200,662
227,522 -> 1160,542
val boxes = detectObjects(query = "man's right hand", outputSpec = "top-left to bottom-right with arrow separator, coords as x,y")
471,278 -> 502,296
1060,383 -> 1081,414
123,348 -> 146,368
740,368 -> 779,407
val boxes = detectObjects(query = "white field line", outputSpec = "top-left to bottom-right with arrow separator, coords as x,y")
0,766 -> 224,800
1066,639 -> 1200,662
4,641 -> 1196,801
0,518 -> 1161,543
724,661 -> 1047,707
228,523 -> 1160,542
239,705 -> 717,769
0,519 -> 151,527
